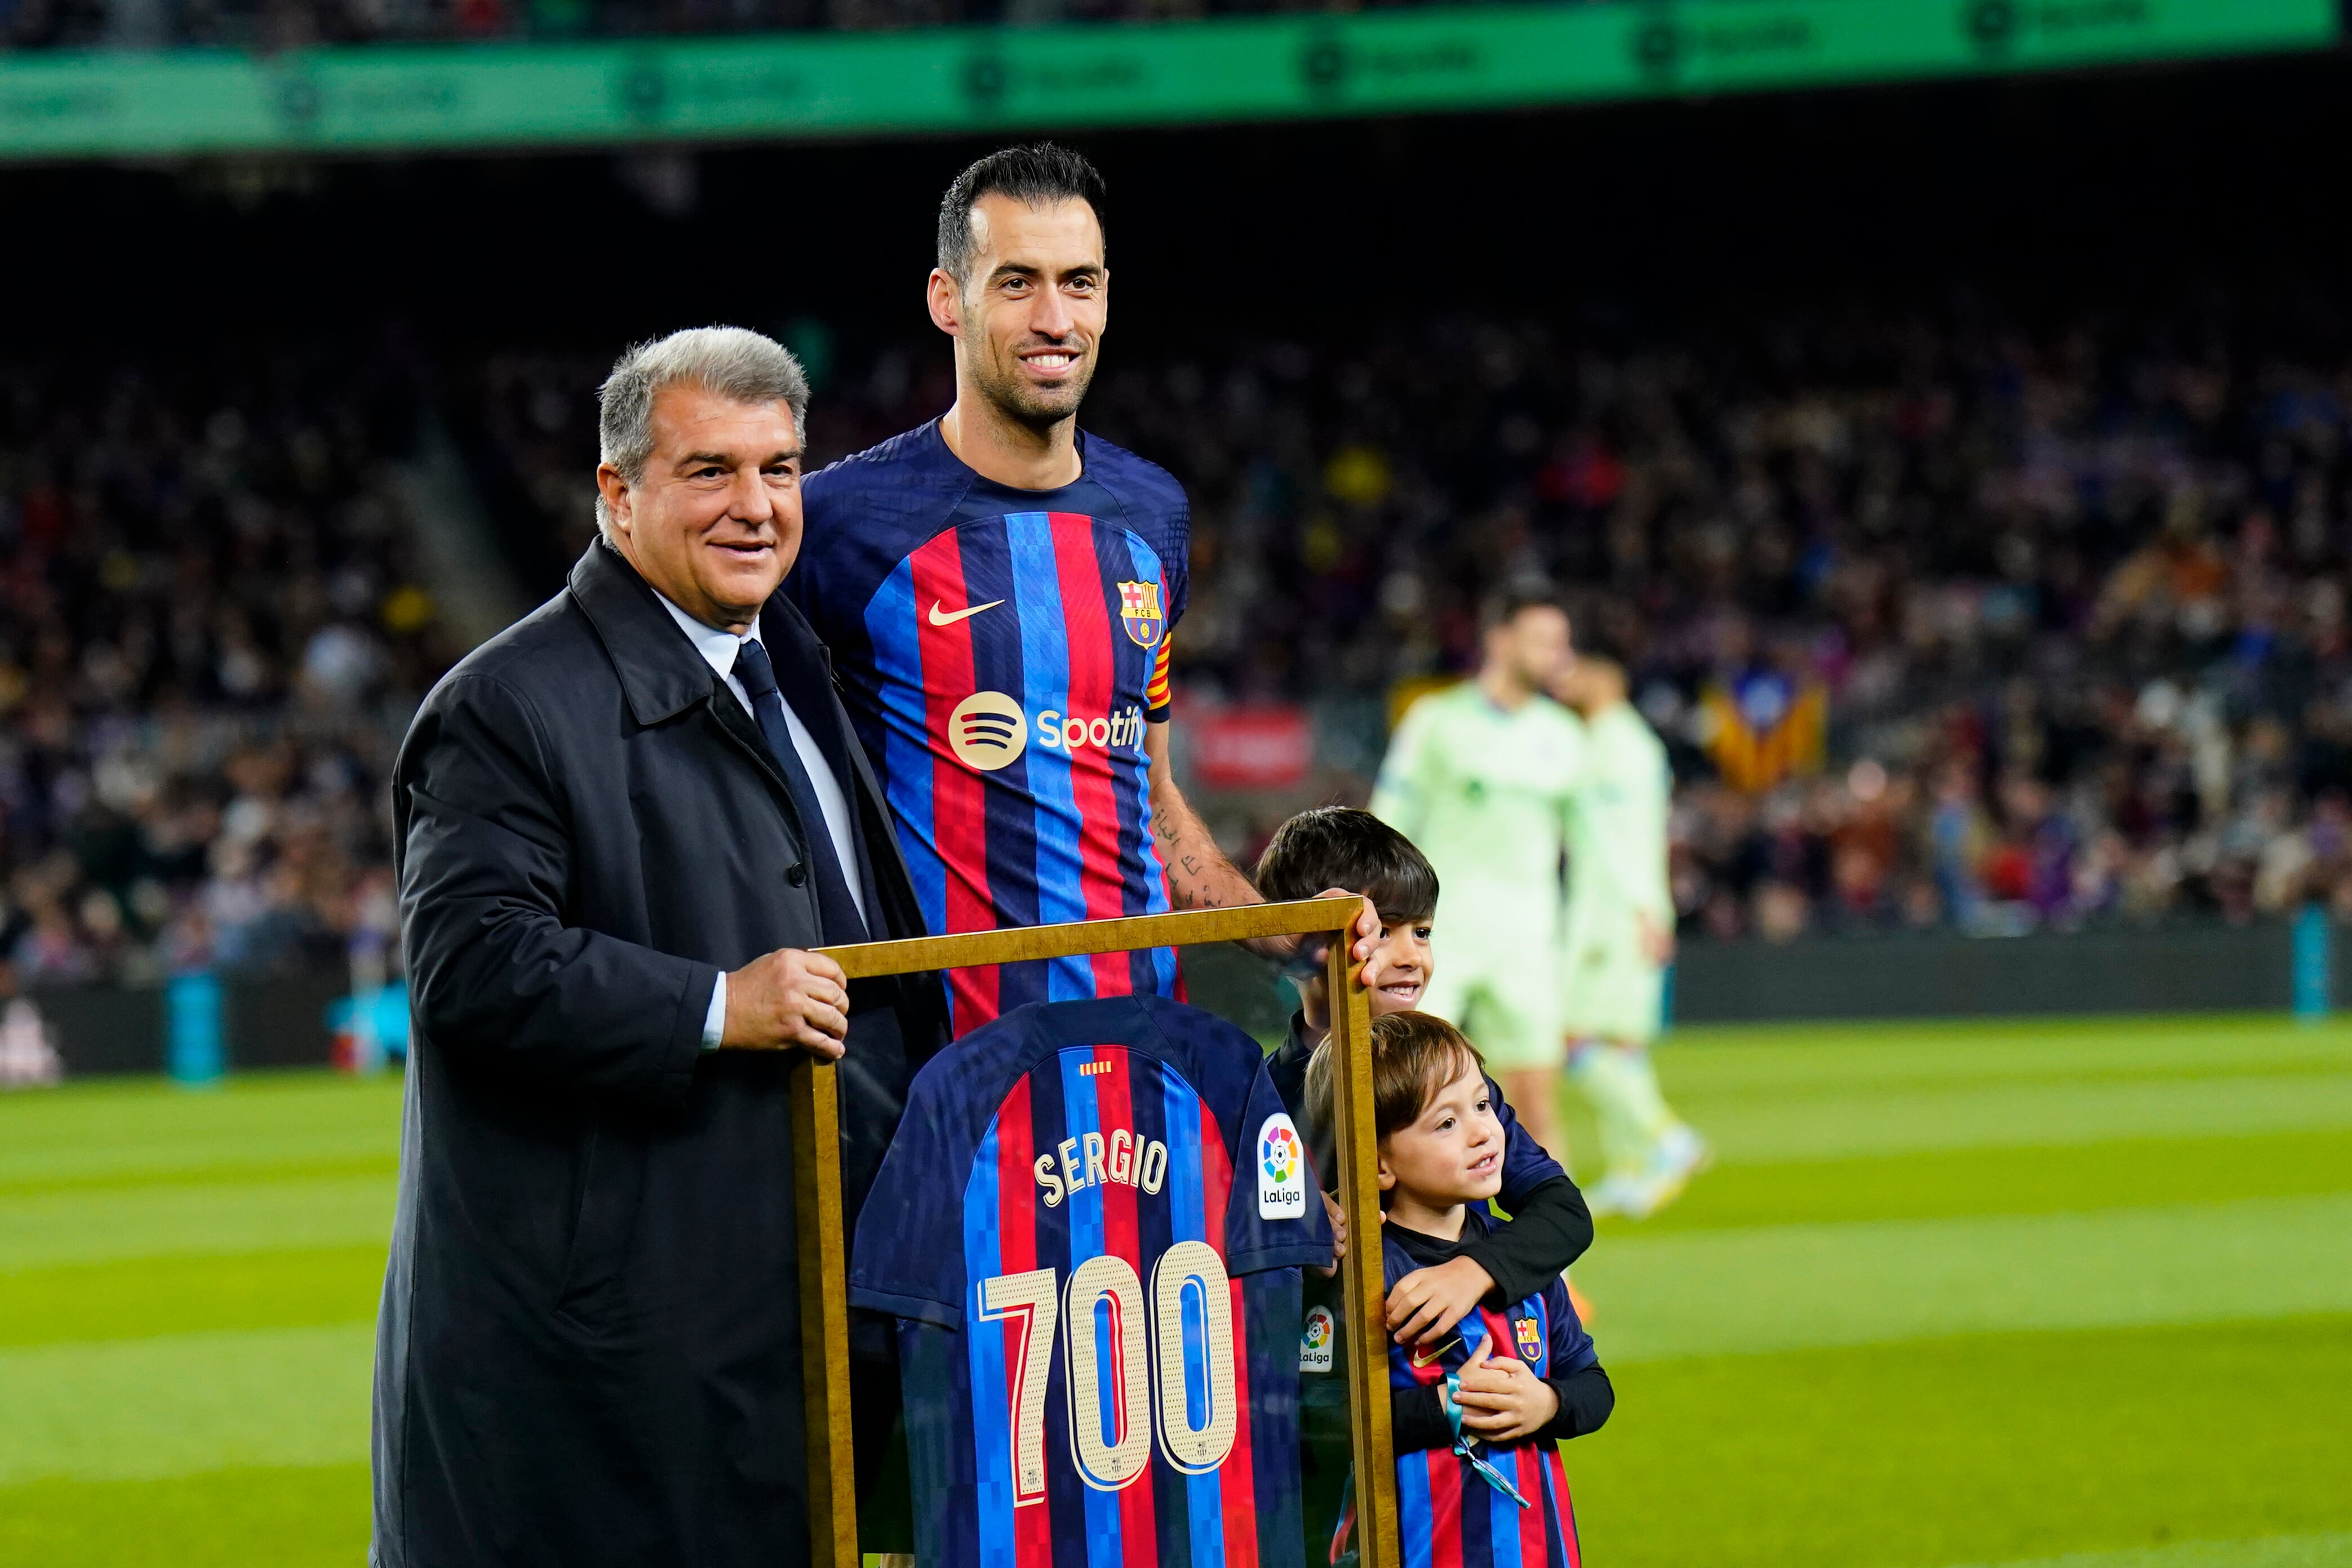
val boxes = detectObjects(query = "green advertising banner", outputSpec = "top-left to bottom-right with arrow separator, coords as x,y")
0,0 -> 2335,160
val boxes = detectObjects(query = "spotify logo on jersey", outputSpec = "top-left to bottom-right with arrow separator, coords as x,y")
949,691 -> 1028,772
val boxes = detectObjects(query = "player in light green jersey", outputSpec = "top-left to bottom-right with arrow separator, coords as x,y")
1370,588 -> 1586,1164
1556,655 -> 1706,1218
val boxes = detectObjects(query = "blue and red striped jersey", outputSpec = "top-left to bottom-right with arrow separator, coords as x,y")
852,996 -> 1333,1568
1380,1215 -> 1594,1568
795,423 -> 1191,1035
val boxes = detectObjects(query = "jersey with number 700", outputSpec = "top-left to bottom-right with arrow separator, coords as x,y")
852,997 -> 1335,1568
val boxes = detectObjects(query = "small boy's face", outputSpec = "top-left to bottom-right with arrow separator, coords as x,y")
1364,912 -> 1434,1018
1377,1060 -> 1504,1208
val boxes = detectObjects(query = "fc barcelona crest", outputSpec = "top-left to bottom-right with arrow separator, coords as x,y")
1515,1313 -> 1543,1362
1117,580 -> 1164,648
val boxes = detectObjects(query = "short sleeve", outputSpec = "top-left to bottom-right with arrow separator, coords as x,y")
1222,1062 -> 1335,1277
849,1050 -> 995,1329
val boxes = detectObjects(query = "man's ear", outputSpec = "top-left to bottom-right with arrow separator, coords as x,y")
595,462 -> 633,536
927,268 -> 965,337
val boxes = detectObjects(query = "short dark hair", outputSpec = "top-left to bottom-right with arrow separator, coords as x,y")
1255,806 -> 1439,923
937,143 -> 1108,288
1480,581 -> 1567,636
1306,1010 -> 1486,1153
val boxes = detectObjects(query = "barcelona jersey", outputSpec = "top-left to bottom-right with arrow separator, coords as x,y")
851,997 -> 1333,1568
1380,1219 -> 1594,1568
795,423 -> 1190,1035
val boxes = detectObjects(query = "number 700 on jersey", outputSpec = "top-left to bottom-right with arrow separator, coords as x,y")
978,1242 -> 1240,1500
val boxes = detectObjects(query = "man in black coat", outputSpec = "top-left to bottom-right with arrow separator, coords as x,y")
371,327 -> 940,1568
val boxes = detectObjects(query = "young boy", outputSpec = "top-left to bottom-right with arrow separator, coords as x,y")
1257,806 -> 1592,1340
1309,1012 -> 1612,1567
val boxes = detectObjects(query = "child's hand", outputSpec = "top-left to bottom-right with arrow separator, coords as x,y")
1450,1342 -> 1559,1444
1386,1255 -> 1494,1345
1314,1190 -> 1348,1277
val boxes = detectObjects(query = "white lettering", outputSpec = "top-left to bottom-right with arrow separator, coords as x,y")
1037,710 -> 1062,748
1082,1131 -> 1108,1189
1058,1136 -> 1084,1193
1035,1153 -> 1066,1207
1138,1139 -> 1168,1194
1108,1129 -> 1133,1185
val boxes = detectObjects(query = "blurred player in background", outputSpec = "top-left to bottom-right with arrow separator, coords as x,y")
1556,654 -> 1707,1218
1371,587 -> 1583,1167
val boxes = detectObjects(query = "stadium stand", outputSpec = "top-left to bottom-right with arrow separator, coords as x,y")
0,341 -> 453,988
452,291 -> 2352,943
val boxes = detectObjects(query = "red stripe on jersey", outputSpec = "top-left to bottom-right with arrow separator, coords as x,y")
992,1081 -> 1054,1568
1515,1446 -> 1547,1568
1426,1450 -> 1465,1568
1089,1050 -> 1160,1568
1047,512 -> 1138,997
1546,1449 -> 1581,1568
911,531 -> 999,1028
1203,1096 -> 1259,1568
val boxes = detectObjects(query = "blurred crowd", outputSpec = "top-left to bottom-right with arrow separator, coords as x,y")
0,346 -> 449,989
0,0 -> 1581,49
468,298 -> 2352,940
13,290 -> 2352,996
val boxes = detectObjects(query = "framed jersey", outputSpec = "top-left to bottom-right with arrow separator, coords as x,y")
766,898 -> 1400,1568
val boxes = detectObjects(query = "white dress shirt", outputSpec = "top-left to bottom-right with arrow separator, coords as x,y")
651,592 -> 867,1048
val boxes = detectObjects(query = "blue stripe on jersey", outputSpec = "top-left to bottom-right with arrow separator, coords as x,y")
863,556 -> 947,936
1157,1068 -> 1228,1568
964,1118 -> 1016,1568
1113,531 -> 1179,995
1008,514 -> 1095,1001
1053,1050 -> 1126,1568
1399,1456 -> 1435,1568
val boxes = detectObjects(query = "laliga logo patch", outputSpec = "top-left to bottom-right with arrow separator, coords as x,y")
1118,580 -> 1164,649
948,691 -> 1027,772
1257,1113 -> 1306,1220
1299,1305 -> 1335,1374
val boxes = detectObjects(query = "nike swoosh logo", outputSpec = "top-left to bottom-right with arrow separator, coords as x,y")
928,598 -> 1005,628
1409,1337 -> 1462,1369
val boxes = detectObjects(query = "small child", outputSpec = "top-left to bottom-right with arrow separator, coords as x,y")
1309,1011 -> 1611,1567
1257,806 -> 1591,1338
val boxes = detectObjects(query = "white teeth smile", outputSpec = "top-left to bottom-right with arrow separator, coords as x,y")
1028,354 -> 1074,369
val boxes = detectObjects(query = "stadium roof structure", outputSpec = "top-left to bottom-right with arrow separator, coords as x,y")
0,0 -> 2335,162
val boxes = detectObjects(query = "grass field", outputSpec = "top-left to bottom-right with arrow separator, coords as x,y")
2,1013 -> 2348,1566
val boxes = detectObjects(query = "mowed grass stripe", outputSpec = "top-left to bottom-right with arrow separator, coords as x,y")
0,1073 -> 402,1191
0,1246 -> 389,1349
1632,1128 -> 2352,1233
1677,1069 -> 2352,1165
1581,1192 -> 2352,1363
0,1462 -> 370,1568
1658,1015 -> 2352,1094
0,1323 -> 374,1485
1954,1534 -> 2352,1568
1572,1316 -> 2352,1568
0,1175 -> 395,1273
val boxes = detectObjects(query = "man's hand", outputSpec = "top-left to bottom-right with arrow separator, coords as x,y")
1254,889 -> 1381,977
721,948 -> 849,1058
1386,1254 -> 1495,1345
1450,1341 -> 1560,1443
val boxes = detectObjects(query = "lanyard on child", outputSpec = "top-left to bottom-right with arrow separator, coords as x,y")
1441,1372 -> 1532,1508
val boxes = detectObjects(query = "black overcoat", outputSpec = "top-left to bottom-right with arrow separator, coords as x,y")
371,539 -> 941,1568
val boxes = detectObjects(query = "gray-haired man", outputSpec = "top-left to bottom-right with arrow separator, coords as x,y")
371,327 -> 942,1568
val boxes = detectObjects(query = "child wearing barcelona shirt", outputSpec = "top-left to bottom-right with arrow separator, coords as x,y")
1308,1011 -> 1612,1568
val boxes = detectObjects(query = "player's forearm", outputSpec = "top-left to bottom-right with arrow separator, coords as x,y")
1537,1364 -> 1614,1441
1144,722 -> 1260,912
1150,775 -> 1259,910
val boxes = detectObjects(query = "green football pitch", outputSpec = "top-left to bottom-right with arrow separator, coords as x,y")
2,1014 -> 2348,1567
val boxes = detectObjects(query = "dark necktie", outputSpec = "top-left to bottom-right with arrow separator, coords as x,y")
731,638 -> 868,944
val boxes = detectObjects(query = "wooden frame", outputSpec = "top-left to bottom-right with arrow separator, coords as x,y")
757,896 -> 1398,1568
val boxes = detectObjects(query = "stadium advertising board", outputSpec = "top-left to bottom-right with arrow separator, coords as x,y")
0,0 -> 2335,159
